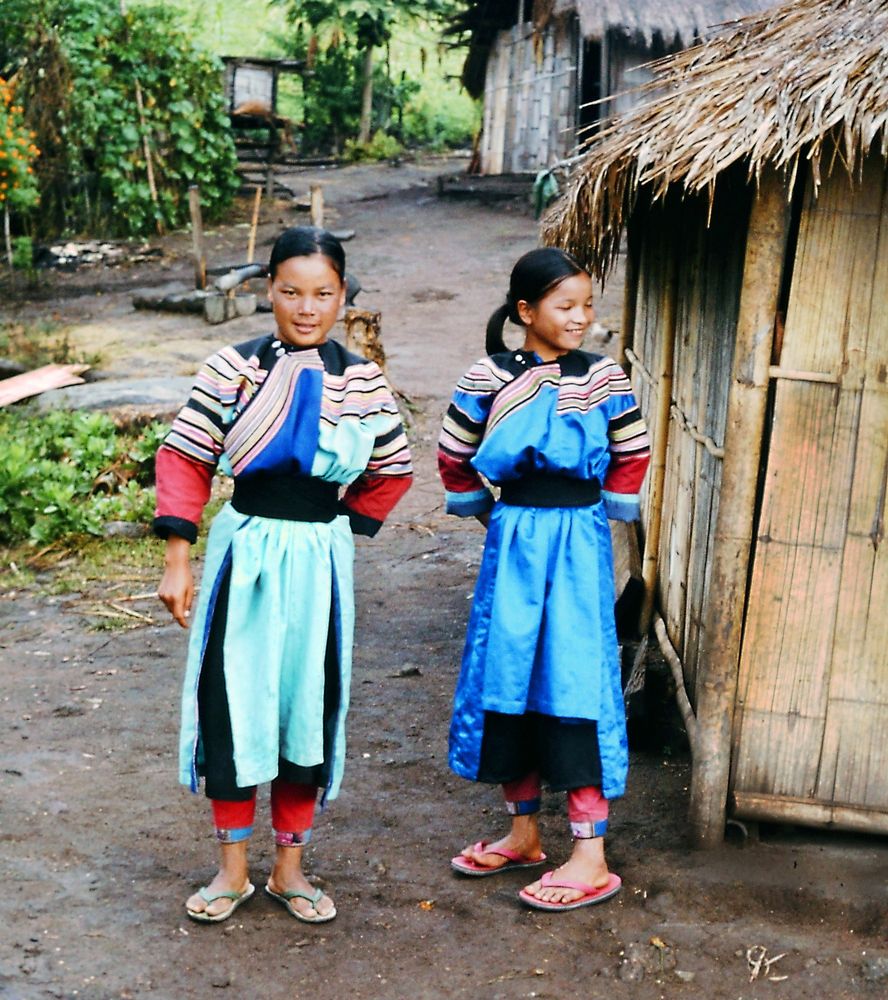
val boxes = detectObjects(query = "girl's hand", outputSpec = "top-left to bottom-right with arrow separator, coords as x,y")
158,535 -> 194,628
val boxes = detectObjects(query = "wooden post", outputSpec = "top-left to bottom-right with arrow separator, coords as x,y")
344,308 -> 385,372
638,248 -> 678,637
3,204 -> 11,268
188,185 -> 207,290
615,222 -> 640,369
688,168 -> 791,848
246,185 -> 262,265
310,184 -> 324,228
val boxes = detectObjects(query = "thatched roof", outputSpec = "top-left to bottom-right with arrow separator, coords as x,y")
544,0 -> 888,277
555,0 -> 775,47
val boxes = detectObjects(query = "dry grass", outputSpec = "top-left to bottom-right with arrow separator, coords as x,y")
544,0 -> 888,277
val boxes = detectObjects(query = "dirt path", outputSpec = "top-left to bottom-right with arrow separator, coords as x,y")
1,158 -> 886,1000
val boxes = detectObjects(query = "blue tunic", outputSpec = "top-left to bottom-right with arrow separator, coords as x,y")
438,350 -> 650,800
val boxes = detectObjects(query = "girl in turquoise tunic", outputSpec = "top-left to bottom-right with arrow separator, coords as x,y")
438,247 -> 649,912
156,227 -> 411,924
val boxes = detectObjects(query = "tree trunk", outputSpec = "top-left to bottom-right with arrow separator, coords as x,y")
358,46 -> 374,144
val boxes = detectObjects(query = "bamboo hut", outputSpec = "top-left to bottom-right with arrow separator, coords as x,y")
544,0 -> 888,846
454,0 -> 773,174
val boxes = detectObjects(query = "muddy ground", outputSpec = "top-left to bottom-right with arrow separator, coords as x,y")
1,156 -> 886,1000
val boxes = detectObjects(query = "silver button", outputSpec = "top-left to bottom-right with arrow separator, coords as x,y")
276,348 -> 285,357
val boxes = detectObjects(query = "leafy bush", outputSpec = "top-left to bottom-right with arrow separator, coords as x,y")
5,0 -> 239,238
401,89 -> 477,150
343,130 -> 404,162
0,410 -> 166,545
0,76 -> 40,214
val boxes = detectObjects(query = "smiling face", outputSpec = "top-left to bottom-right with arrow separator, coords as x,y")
517,271 -> 595,361
268,252 -> 345,348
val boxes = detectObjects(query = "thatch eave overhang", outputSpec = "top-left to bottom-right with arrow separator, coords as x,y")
543,0 -> 888,279
554,0 -> 777,49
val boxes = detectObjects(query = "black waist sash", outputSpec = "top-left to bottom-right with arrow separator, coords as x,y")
232,473 -> 340,522
498,473 -> 601,508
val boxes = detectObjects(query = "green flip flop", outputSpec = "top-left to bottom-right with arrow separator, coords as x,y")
264,883 -> 337,923
186,882 -> 255,923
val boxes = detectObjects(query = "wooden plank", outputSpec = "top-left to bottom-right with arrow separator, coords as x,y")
733,791 -> 888,835
732,710 -> 825,797
734,541 -> 841,716
689,168 -> 789,847
756,381 -> 860,550
779,155 -> 883,375
732,153 -> 888,830
817,695 -> 888,808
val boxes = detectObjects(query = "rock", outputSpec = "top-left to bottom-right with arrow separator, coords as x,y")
675,970 -> 696,983
644,890 -> 676,916
38,376 -> 195,417
103,521 -> 150,538
390,664 -> 422,678
204,293 -> 256,325
53,704 -> 85,717
618,960 -> 644,983
861,957 -> 888,982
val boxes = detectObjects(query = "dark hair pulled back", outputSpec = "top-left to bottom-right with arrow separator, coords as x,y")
268,225 -> 346,281
485,246 -> 585,355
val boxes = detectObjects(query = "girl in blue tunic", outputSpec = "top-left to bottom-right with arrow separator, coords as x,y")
155,227 -> 412,924
438,247 -> 649,911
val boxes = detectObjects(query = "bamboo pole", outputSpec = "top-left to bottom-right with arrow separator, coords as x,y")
188,185 -> 206,290
615,222 -> 640,368
310,184 -> 324,228
688,168 -> 791,849
638,246 -> 678,637
246,185 -> 262,264
654,613 -> 698,755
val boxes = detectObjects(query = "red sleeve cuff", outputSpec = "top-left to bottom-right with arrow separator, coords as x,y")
341,474 -> 412,530
154,445 -> 213,528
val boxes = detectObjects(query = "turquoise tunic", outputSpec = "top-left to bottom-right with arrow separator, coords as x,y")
156,335 -> 412,801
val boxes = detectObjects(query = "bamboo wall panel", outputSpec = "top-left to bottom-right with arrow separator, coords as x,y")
481,31 -> 510,174
480,20 -> 578,174
732,153 -> 888,820
633,182 -> 747,695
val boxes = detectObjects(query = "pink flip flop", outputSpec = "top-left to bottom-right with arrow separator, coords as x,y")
451,841 -> 547,877
518,871 -> 622,911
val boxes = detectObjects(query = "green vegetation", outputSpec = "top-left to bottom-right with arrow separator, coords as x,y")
0,409 -> 166,545
136,0 -> 479,156
0,319 -> 99,368
1,0 -> 239,239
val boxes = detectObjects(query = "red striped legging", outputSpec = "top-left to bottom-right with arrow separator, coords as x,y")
211,778 -> 317,846
503,771 -> 609,838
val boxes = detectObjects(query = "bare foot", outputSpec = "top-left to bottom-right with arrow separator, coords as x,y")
522,837 -> 610,905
